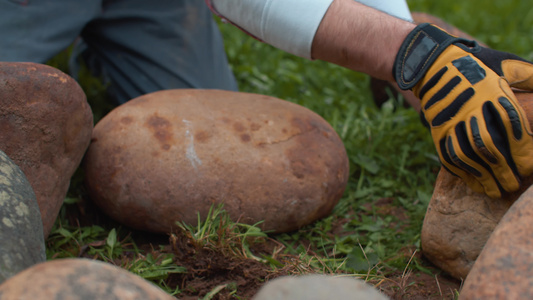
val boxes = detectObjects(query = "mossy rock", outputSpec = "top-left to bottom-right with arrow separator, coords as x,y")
0,150 -> 45,284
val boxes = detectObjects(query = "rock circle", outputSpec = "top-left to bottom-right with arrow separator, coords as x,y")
83,89 -> 349,234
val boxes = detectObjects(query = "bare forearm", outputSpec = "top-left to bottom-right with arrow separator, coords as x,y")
209,0 -> 416,81
311,0 -> 416,82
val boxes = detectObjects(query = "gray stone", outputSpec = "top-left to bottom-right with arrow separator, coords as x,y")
0,150 -> 46,284
252,274 -> 389,300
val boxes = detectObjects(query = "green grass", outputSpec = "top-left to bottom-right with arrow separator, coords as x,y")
44,0 -> 533,298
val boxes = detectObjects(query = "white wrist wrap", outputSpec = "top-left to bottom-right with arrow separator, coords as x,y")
355,0 -> 412,21
211,0 -> 334,59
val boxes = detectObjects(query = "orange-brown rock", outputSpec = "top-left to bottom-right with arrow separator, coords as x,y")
83,89 -> 349,234
0,258 -> 174,300
421,92 -> 533,280
459,185 -> 533,299
421,168 -> 529,280
0,62 -> 93,238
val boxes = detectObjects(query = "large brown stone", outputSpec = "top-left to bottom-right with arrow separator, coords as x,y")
459,185 -> 533,299
0,62 -> 93,238
83,89 -> 349,234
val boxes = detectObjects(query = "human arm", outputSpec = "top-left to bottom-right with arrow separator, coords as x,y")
318,3 -> 533,197
311,0 -> 415,81
208,0 -> 533,198
207,0 -> 414,77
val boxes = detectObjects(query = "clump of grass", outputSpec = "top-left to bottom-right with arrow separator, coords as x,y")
126,252 -> 186,296
46,216 -> 129,261
173,204 -> 269,262
169,205 -> 331,298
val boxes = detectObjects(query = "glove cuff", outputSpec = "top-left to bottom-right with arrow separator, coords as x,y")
394,23 -> 465,90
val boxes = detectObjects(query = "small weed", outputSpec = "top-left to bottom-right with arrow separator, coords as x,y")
126,252 -> 186,296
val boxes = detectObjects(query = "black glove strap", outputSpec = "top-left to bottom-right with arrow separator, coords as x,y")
393,23 -> 472,90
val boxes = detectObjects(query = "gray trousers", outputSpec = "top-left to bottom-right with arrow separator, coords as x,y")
0,0 -> 238,104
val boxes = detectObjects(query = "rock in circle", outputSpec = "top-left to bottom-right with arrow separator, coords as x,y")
0,150 -> 45,284
0,62 -> 94,238
459,185 -> 533,299
0,258 -> 174,300
83,89 -> 349,234
421,92 -> 533,280
252,274 -> 389,300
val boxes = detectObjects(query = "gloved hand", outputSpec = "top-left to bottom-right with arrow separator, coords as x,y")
394,23 -> 533,198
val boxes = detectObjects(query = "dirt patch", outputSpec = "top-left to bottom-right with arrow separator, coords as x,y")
165,229 -> 284,299
373,254 -> 462,299
376,270 -> 461,299
159,224 -> 461,299
162,230 -> 461,300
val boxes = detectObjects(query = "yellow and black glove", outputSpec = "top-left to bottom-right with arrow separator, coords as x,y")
394,23 -> 533,198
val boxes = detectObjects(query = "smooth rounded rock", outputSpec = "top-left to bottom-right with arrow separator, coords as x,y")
0,150 -> 45,284
252,274 -> 389,300
421,92 -> 533,280
0,258 -> 174,300
0,62 -> 94,238
83,89 -> 349,233
459,185 -> 533,299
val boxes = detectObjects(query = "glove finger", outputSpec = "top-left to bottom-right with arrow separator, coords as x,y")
468,102 -> 522,192
435,136 -> 496,197
496,94 -> 533,175
417,65 -> 471,120
472,47 -> 533,90
445,126 -> 504,198
502,60 -> 533,91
